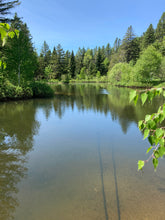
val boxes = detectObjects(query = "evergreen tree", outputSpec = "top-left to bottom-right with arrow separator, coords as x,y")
75,47 -> 85,75
122,25 -> 139,63
0,0 -> 20,22
48,46 -> 58,79
105,43 -> 111,59
36,41 -> 51,79
51,44 -> 65,79
113,37 -> 121,53
96,47 -> 104,74
155,12 -> 165,41
142,24 -> 155,49
68,51 -> 76,78
83,49 -> 94,77
64,50 -> 70,74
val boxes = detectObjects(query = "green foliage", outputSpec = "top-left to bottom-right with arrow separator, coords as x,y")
108,62 -> 133,85
3,14 -> 37,86
68,51 -> 76,78
160,56 -> 165,79
130,88 -> 165,171
0,80 -> 33,99
155,12 -> 165,41
0,0 -> 20,23
134,45 -> 162,81
29,82 -> 54,98
142,24 -> 155,49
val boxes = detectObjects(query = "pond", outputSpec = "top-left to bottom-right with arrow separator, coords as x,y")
0,84 -> 165,220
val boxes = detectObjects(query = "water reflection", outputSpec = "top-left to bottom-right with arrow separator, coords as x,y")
51,84 -> 162,133
0,101 -> 40,220
0,84 -> 164,220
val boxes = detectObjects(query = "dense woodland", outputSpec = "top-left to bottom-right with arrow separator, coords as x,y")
0,0 -> 165,100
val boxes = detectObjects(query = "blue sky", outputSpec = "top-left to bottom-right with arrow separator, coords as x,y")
13,0 -> 165,53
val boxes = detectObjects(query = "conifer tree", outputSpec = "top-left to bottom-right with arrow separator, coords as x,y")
105,43 -> 111,59
96,47 -> 104,74
122,25 -> 139,63
68,51 -> 76,78
75,47 -> 85,75
142,24 -> 155,49
155,12 -> 165,41
0,0 -> 20,22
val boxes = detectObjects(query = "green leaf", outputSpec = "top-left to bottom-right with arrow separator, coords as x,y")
134,95 -> 139,106
138,160 -> 145,171
146,146 -> 153,154
155,128 -> 164,139
138,120 -> 143,129
143,129 -> 150,139
129,90 -> 137,103
159,138 -> 164,147
147,120 -> 156,129
148,136 -> 155,145
141,93 -> 148,105
15,29 -> 19,38
147,91 -> 155,102
145,114 -> 151,122
154,150 -> 159,159
153,158 -> 159,170
158,147 -> 165,157
8,31 -> 15,39
159,113 -> 164,123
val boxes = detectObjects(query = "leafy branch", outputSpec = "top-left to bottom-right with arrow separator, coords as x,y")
130,88 -> 165,171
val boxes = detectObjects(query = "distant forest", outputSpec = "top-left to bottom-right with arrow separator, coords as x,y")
1,0 -> 165,99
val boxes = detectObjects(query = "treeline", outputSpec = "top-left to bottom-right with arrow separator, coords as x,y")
36,12 -> 165,85
36,42 -> 111,81
1,0 -> 165,100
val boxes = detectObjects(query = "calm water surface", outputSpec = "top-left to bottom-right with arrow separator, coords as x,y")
0,84 -> 165,220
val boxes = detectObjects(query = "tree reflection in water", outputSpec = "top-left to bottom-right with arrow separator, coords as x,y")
0,100 -> 39,220
0,84 -> 163,220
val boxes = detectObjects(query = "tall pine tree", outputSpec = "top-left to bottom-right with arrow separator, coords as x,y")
0,0 -> 20,22
142,24 -> 155,49
155,12 -> 165,41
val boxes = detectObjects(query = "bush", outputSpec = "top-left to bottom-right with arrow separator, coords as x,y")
23,87 -> 33,98
29,81 -> 54,98
108,62 -> 133,85
0,81 -> 33,100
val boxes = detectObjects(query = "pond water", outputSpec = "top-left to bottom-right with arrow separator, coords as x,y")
0,84 -> 165,220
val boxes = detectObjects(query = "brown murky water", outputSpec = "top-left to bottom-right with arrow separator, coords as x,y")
0,84 -> 165,220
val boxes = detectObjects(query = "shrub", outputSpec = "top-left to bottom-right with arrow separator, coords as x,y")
108,62 -> 133,84
29,81 -> 54,98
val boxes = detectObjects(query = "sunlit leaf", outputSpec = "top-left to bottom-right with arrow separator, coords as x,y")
146,146 -> 153,154
141,93 -> 148,105
158,147 -> 165,157
155,128 -> 164,139
129,90 -> 137,103
143,129 -> 149,139
138,160 -> 145,171
145,114 -> 151,122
